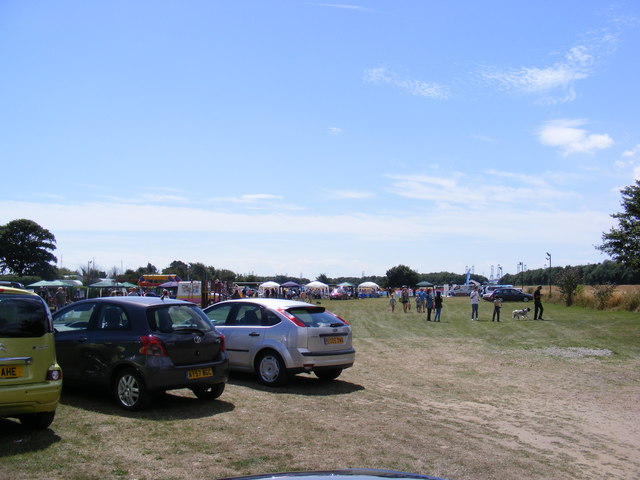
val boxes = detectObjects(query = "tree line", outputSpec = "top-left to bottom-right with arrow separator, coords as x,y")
2,180 -> 639,289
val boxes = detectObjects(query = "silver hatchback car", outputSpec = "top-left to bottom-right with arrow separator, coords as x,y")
203,298 -> 355,386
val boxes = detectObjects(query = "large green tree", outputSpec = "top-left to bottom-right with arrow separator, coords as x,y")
0,219 -> 57,276
386,264 -> 419,289
163,260 -> 189,280
598,180 -> 640,270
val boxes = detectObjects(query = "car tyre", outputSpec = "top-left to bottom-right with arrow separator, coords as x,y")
114,368 -> 151,411
315,368 -> 342,381
19,411 -> 55,429
256,351 -> 288,387
191,383 -> 225,400
523,297 -> 530,302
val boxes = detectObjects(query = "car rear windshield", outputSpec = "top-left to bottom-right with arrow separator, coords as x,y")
286,307 -> 346,327
148,305 -> 214,334
0,295 -> 49,338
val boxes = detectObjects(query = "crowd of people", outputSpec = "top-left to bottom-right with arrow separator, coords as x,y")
391,287 -> 443,322
389,285 -> 545,323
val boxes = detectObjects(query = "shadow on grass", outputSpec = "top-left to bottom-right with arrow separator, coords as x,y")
59,384 -> 235,420
228,371 -> 365,396
0,417 -> 61,456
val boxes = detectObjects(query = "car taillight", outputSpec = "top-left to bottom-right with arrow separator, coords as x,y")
47,366 -> 62,381
219,334 -> 226,352
277,308 -> 306,327
139,335 -> 168,357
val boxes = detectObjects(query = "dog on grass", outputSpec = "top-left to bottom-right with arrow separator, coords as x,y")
512,307 -> 531,320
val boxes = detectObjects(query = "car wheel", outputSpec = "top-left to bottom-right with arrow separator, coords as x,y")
256,351 -> 288,386
191,383 -> 225,400
523,297 -> 530,302
19,411 -> 55,429
113,368 -> 150,411
315,368 -> 342,381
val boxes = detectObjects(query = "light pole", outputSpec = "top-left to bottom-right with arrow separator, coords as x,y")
518,262 -> 524,289
546,252 -> 552,297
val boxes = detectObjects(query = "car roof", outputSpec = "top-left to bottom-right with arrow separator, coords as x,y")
63,296 -> 194,308
207,298 -> 317,310
0,286 -> 38,296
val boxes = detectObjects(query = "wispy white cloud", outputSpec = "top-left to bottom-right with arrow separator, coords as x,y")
209,193 -> 284,204
309,3 -> 371,11
622,144 -> 640,157
472,134 -> 497,143
537,119 -> 614,156
478,27 -> 620,104
620,144 -> 640,180
138,193 -> 191,204
326,189 -> 374,199
364,67 -> 451,100
386,170 -> 578,210
328,126 -> 343,136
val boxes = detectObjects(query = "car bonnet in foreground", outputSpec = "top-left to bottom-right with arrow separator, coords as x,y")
216,469 -> 449,480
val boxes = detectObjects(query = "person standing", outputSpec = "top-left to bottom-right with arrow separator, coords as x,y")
492,296 -> 502,322
54,287 -> 66,311
415,289 -> 423,313
425,288 -> 434,321
433,290 -> 443,322
389,293 -> 396,313
400,287 -> 409,313
470,286 -> 480,321
534,285 -> 544,320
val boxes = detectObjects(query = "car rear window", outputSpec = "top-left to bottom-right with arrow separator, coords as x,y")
148,305 -> 214,333
286,307 -> 346,327
0,295 -> 50,338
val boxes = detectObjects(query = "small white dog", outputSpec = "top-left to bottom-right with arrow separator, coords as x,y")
512,307 -> 531,320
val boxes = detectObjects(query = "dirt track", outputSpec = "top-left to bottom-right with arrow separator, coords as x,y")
340,335 -> 640,479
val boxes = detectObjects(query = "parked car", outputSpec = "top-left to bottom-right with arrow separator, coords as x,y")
484,288 -> 533,302
330,287 -> 350,300
0,286 -> 62,429
53,296 -> 229,410
203,298 -> 355,386
481,284 -> 513,297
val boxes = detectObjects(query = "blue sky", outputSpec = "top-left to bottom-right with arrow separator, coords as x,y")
2,1 -> 639,281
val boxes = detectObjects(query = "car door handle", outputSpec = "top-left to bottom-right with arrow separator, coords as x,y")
249,332 -> 260,337
77,336 -> 89,343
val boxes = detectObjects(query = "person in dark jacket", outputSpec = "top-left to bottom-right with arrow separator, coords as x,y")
534,285 -> 544,320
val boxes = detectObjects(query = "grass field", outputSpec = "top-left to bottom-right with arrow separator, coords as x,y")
1,297 -> 639,480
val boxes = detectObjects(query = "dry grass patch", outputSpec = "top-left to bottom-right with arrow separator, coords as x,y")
1,297 -> 638,480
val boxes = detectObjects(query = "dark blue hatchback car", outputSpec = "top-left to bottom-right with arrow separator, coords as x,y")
53,296 -> 229,410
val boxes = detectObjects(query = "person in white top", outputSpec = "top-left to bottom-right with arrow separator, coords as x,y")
470,286 -> 480,321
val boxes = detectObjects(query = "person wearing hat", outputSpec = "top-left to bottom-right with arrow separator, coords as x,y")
55,287 -> 66,311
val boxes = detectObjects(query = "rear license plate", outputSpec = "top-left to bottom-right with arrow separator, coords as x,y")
0,365 -> 24,379
187,368 -> 213,380
324,336 -> 344,345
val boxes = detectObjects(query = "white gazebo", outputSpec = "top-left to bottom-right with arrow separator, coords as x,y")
258,281 -> 280,297
357,281 -> 380,298
305,281 -> 329,299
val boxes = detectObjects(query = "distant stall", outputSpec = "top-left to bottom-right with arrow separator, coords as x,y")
305,281 -> 329,299
357,281 -> 380,298
259,281 -> 280,298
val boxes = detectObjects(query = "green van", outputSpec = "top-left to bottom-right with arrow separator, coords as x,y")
0,286 -> 62,428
